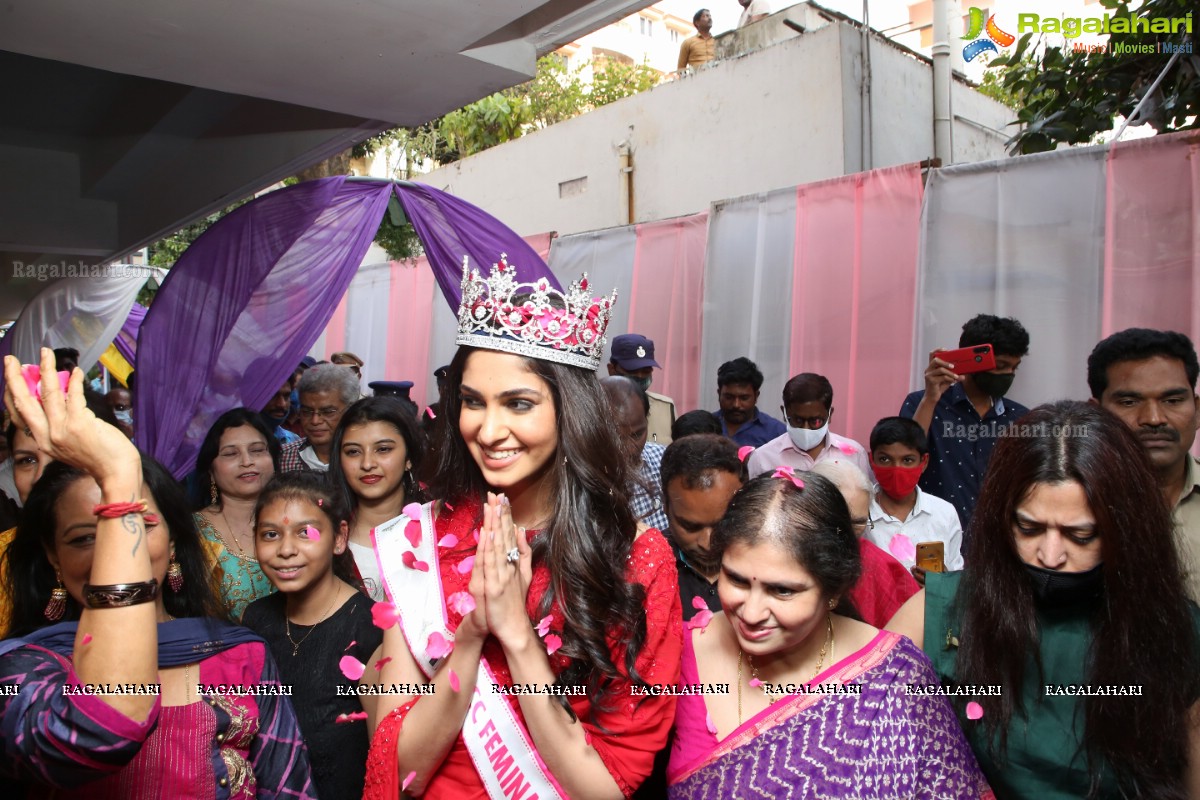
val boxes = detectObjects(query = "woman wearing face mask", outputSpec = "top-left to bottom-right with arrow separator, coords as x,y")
888,401 -> 1200,798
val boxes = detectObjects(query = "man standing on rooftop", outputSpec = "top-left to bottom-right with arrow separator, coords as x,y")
678,9 -> 717,71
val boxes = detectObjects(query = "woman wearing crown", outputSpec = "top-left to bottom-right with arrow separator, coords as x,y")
363,258 -> 682,799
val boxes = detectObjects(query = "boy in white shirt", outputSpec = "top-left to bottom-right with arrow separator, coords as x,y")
865,416 -> 964,585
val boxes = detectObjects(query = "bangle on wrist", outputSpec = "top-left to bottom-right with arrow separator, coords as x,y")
82,579 -> 159,608
92,500 -> 148,518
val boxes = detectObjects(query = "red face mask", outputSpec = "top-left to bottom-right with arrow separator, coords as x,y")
873,460 -> 925,500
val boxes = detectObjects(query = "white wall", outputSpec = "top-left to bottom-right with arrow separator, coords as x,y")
418,9 -> 1013,238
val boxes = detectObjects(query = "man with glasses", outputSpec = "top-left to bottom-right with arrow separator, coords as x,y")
279,364 -> 359,473
746,372 -> 872,480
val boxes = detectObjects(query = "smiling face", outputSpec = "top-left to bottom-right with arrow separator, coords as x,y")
1013,480 -> 1101,573
339,421 -> 411,504
458,350 -> 558,499
254,497 -> 348,594
1097,355 -> 1199,475
210,424 -> 274,502
49,476 -> 171,615
719,538 -> 831,656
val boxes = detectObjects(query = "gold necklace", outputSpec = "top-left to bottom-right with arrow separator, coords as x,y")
215,508 -> 256,564
285,586 -> 343,657
737,614 -> 834,725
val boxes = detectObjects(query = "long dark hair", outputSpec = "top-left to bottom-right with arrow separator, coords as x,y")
6,456 -> 228,638
190,408 -> 281,509
711,473 -> 861,609
253,472 -> 361,589
431,346 -> 648,715
957,401 -> 1197,797
329,397 -> 427,517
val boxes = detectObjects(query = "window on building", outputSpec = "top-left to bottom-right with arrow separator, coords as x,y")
670,29 -> 680,43
639,16 -> 654,36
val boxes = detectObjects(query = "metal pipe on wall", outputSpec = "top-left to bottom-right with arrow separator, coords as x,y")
931,0 -> 953,164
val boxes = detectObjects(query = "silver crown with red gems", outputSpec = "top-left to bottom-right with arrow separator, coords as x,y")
455,255 -> 616,370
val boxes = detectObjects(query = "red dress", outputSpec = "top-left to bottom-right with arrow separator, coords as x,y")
847,539 -> 920,627
363,502 -> 683,799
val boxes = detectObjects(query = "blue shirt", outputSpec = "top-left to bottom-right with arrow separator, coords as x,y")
713,408 -> 787,448
900,383 -> 1029,537
630,442 -> 669,532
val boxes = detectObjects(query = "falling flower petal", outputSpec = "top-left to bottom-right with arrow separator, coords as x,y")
535,615 -> 553,637
771,465 -> 805,490
401,551 -> 430,572
374,657 -> 393,671
403,520 -> 422,548
335,711 -> 369,723
737,445 -> 755,463
305,525 -> 321,541
372,601 -> 401,630
402,771 -> 417,791
339,655 -> 366,681
438,533 -> 459,548
444,502 -> 455,511
81,634 -> 93,646
691,597 -> 708,611
888,533 -> 916,564
688,609 -> 714,631
426,631 -> 453,660
447,591 -> 476,616
834,442 -> 858,455
965,701 -> 984,720
705,713 -> 718,735
749,677 -> 763,688
403,502 -> 423,521
456,555 -> 475,574
448,669 -> 461,692
544,634 -> 562,655
425,406 -> 437,419
343,640 -> 357,651
418,481 -> 429,491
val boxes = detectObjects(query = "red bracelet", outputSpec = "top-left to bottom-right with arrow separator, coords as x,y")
92,500 -> 148,518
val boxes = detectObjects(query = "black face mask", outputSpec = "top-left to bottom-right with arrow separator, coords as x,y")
973,370 -> 1016,398
1024,563 -> 1104,609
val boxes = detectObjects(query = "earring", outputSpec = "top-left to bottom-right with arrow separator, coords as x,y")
828,598 -> 837,610
167,555 -> 184,592
44,573 -> 67,621
209,477 -> 219,506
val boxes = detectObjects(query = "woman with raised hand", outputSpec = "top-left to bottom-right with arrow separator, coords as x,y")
364,259 -> 682,799
0,350 -> 315,799
667,471 -> 990,798
328,396 -> 426,602
193,407 -> 280,619
888,401 -> 1200,798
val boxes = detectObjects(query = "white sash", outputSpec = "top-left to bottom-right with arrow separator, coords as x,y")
375,505 -> 567,800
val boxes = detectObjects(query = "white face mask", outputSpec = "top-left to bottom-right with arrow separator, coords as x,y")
787,421 -> 828,451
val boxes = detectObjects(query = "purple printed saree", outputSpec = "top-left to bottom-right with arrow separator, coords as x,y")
667,630 -> 993,799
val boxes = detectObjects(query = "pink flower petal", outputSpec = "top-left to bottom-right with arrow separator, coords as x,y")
335,711 -> 369,723
403,520 -> 422,548
425,406 -> 437,419
737,445 -> 755,462
456,555 -> 475,574
691,597 -> 709,611
448,668 -> 461,692
426,631 -> 453,660
447,591 -> 476,616
688,609 -> 714,631
771,466 -> 805,490
544,634 -> 562,655
81,634 -> 93,646
317,499 -> 323,507
705,713 -> 718,735
374,657 -> 392,671
20,365 -> 41,399
344,640 -> 357,651
444,502 -> 455,511
749,677 -> 763,688
403,502 -> 423,521
402,771 -> 417,791
888,533 -> 916,563
401,551 -> 430,572
305,525 -> 321,541
834,442 -> 858,455
966,701 -> 984,720
339,655 -> 366,681
371,601 -> 400,630
438,533 -> 460,548
535,615 -> 553,637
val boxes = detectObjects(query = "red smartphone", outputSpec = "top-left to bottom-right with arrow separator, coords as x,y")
934,344 -> 996,375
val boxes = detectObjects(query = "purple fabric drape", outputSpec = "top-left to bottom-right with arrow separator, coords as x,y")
394,182 -> 560,308
115,303 -> 147,364
135,178 -> 557,479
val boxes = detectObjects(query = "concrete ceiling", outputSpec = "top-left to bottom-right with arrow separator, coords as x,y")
0,0 -> 653,322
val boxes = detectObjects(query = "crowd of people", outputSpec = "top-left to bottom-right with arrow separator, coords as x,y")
1,255 -> 1199,798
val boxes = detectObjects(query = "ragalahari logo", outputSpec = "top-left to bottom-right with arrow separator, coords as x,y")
962,7 -> 1015,62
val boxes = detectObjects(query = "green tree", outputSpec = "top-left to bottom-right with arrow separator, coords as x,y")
987,0 -> 1198,154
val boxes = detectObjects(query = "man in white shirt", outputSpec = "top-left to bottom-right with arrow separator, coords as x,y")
737,0 -> 770,28
864,417 -> 964,584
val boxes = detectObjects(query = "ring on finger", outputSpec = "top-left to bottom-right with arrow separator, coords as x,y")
505,547 -> 520,564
